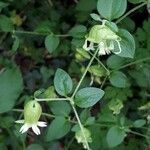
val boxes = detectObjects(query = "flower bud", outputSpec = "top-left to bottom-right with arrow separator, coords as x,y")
24,100 -> 42,124
75,128 -> 92,149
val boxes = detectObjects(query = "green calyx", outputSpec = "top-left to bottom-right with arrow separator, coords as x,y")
75,128 -> 92,149
24,100 -> 42,124
86,25 -> 119,43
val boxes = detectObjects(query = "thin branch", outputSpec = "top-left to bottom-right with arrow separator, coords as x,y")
35,97 -> 68,102
0,30 -> 70,37
116,2 -> 147,24
71,48 -> 99,98
112,57 -> 150,72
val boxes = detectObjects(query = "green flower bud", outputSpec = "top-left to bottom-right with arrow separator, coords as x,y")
24,100 -> 42,124
75,128 -> 92,149
86,25 -> 119,43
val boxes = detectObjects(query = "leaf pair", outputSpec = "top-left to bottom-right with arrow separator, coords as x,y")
54,68 -> 105,108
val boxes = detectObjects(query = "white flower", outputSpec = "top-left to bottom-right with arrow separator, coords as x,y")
83,21 -> 122,56
15,100 -> 47,135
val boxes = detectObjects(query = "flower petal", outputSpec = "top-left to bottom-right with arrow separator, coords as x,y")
32,125 -> 40,135
98,42 -> 106,55
20,124 -> 30,134
89,42 -> 95,50
83,40 -> 90,51
37,121 -> 47,127
15,120 -> 25,124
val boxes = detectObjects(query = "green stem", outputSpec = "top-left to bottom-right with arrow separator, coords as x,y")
112,57 -> 150,72
71,48 -> 99,98
35,97 -> 68,102
65,137 -> 75,150
127,129 -> 150,139
89,51 -> 110,75
116,2 -> 147,24
71,103 -> 90,150
0,30 -> 70,37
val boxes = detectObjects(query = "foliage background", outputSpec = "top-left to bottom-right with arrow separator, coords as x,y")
0,0 -> 150,150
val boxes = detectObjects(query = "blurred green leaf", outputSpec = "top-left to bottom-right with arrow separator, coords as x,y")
0,67 -> 23,113
46,116 -> 71,141
106,126 -> 126,147
110,71 -> 129,88
45,34 -> 60,53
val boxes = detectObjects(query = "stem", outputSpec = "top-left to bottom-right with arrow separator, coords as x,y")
116,2 -> 147,24
89,51 -> 110,75
65,137 -> 75,150
71,48 -> 99,98
0,30 -> 70,37
35,97 -> 68,102
100,75 -> 108,89
127,129 -> 150,139
71,104 -> 90,150
112,57 -> 150,72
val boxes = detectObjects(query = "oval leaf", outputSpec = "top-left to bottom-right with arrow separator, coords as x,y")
74,87 -> 105,108
110,71 -> 129,88
0,67 -> 23,113
45,34 -> 59,53
133,119 -> 146,128
46,116 -> 71,141
54,68 -> 73,96
106,126 -> 126,148
97,0 -> 127,20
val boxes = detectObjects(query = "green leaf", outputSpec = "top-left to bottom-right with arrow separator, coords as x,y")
0,67 -> 23,113
133,119 -> 146,127
54,68 -> 73,96
97,0 -> 127,20
106,126 -> 126,148
110,71 -> 129,88
68,25 -> 87,38
0,15 -> 13,32
46,116 -> 71,141
45,34 -> 59,53
26,144 -> 44,150
90,13 -> 102,21
0,2 -> 8,12
11,35 -> 19,52
74,87 -> 105,108
107,55 -> 126,69
114,29 -> 135,58
49,101 -> 71,117
76,0 -> 96,12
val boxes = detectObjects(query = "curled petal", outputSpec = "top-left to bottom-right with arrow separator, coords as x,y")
20,124 -> 30,134
114,40 -> 122,54
83,39 -> 89,51
15,120 -> 25,124
37,121 -> 47,127
32,125 -> 40,135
